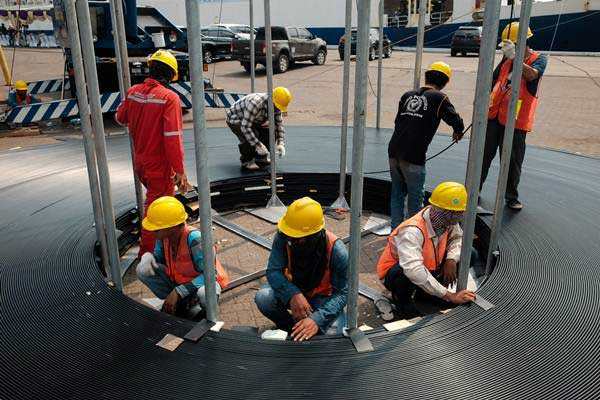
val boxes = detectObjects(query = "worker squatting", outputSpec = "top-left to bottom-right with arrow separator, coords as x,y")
111,22 -> 546,340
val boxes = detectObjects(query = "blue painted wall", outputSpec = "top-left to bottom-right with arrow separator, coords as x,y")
309,11 -> 600,52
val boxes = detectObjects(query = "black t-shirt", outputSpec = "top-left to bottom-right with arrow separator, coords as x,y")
388,87 -> 464,165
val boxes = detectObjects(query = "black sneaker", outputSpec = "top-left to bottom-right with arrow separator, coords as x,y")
506,199 -> 523,211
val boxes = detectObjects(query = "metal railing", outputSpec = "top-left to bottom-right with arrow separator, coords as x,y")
430,10 -> 453,25
387,15 -> 408,27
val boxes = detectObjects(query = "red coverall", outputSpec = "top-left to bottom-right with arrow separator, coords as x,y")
116,78 -> 184,257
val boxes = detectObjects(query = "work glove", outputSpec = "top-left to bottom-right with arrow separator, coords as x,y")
501,39 -> 516,60
138,252 -> 158,277
255,142 -> 269,157
276,143 -> 286,158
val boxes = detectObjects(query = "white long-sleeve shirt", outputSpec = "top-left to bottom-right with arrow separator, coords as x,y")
391,208 -> 463,298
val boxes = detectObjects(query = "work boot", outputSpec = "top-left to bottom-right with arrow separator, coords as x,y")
506,199 -> 523,211
255,154 -> 271,167
241,160 -> 260,171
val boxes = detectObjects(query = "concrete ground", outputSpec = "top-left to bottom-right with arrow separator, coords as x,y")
1,48 -> 599,156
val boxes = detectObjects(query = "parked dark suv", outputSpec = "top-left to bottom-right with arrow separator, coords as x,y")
338,28 -> 392,60
200,26 -> 238,63
232,26 -> 328,74
450,26 -> 482,56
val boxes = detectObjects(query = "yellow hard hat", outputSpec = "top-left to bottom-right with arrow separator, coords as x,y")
142,196 -> 188,231
148,50 -> 179,81
427,61 -> 452,79
278,197 -> 325,238
273,86 -> 292,112
429,182 -> 468,212
500,22 -> 533,46
15,80 -> 28,91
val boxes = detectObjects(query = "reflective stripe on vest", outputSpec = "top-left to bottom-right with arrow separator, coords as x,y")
164,225 -> 230,288
284,231 -> 338,299
488,52 -> 541,132
376,207 -> 449,280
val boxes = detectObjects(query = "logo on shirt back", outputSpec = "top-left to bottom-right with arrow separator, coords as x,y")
401,95 -> 428,118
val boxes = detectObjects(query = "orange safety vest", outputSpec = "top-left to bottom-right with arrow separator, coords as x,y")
376,207 -> 448,280
488,52 -> 541,132
284,231 -> 338,299
164,225 -> 229,289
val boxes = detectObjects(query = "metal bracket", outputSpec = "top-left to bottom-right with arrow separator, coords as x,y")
346,328 -> 374,353
184,319 -> 216,342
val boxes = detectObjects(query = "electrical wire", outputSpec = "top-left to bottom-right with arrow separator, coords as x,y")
364,123 -> 472,175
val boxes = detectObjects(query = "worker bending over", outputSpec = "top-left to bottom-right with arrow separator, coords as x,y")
255,197 -> 348,341
137,196 -> 229,316
388,62 -> 464,229
226,87 -> 291,171
7,80 -> 40,109
116,50 -> 191,257
377,182 -> 476,318
481,23 -> 547,211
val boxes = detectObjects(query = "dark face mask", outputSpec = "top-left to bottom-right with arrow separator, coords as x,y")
430,207 -> 464,235
284,229 -> 328,294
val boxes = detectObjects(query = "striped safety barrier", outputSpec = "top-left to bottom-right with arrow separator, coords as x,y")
28,79 -> 70,95
2,82 -> 246,124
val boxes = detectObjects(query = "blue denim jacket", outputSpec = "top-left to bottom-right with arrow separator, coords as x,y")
267,232 -> 349,332
154,230 -> 205,298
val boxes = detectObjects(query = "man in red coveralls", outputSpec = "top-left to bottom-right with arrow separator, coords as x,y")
116,50 -> 191,258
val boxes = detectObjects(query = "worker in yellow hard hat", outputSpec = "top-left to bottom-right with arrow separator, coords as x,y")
388,61 -> 465,229
376,182 -> 476,320
116,50 -> 191,259
225,86 -> 292,171
254,197 -> 348,341
481,22 -> 548,211
136,196 -> 229,317
7,80 -> 40,110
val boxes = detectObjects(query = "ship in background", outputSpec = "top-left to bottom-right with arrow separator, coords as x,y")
142,0 -> 600,53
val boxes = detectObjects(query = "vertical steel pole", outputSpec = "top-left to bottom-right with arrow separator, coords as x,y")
249,0 -> 256,93
108,0 -> 145,224
486,0 -> 533,275
376,0 -> 384,129
64,0 -> 109,274
330,0 -> 352,211
186,0 -> 219,322
264,0 -> 284,208
346,0 -> 371,330
76,0 -> 123,290
456,0 -> 502,291
413,0 -> 426,89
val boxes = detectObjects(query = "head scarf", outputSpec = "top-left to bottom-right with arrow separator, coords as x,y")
429,206 -> 464,236
286,229 -> 328,294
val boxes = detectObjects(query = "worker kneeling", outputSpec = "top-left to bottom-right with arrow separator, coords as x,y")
137,196 -> 229,317
8,80 -> 40,110
254,197 -> 348,341
226,87 -> 291,171
376,182 -> 476,318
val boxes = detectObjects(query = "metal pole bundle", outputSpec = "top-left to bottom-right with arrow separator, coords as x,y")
346,0 -> 371,330
63,0 -> 109,274
249,0 -> 256,93
330,0 -> 353,211
185,0 -> 219,322
263,0 -> 284,208
457,0 -> 502,291
108,0 -> 145,223
413,0 -> 426,89
75,0 -> 124,290
486,0 -> 534,275
376,0 -> 384,129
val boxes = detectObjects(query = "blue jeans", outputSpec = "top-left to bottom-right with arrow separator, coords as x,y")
136,262 -> 221,307
254,285 -> 345,335
389,157 -> 427,229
